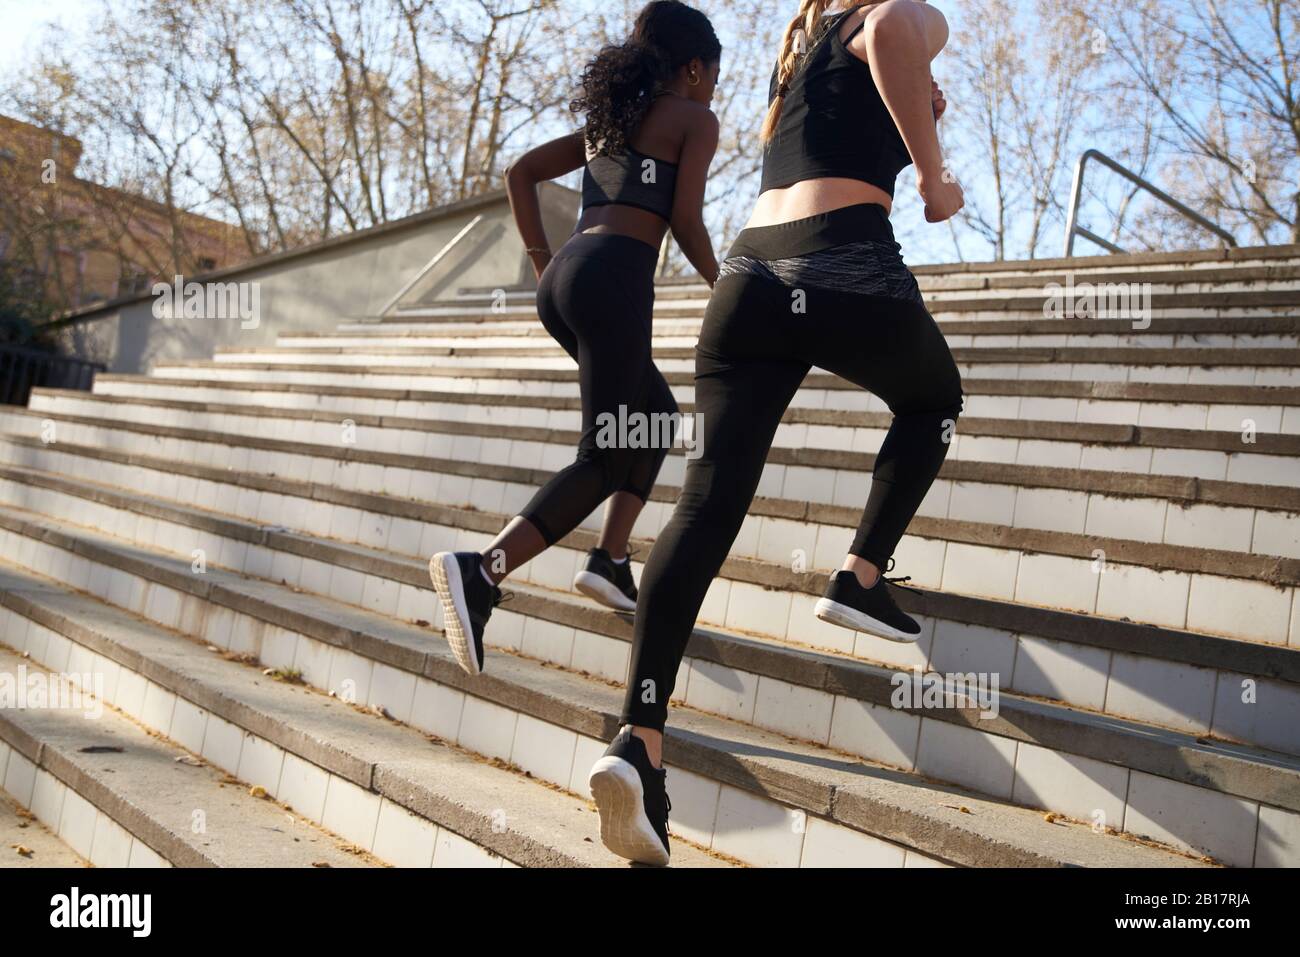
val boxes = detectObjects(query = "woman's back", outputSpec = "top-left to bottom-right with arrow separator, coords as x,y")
759,8 -> 911,198
578,90 -> 718,257
748,0 -> 962,228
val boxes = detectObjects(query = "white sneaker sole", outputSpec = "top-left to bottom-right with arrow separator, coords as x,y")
588,756 -> 670,867
573,570 -> 637,612
428,552 -> 483,676
814,597 -> 921,643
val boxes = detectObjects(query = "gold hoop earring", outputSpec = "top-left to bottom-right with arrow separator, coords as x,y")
688,73 -> 700,86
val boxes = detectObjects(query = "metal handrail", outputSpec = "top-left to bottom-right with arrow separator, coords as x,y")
1063,149 -> 1237,257
0,344 -> 105,406
379,213 -> 486,317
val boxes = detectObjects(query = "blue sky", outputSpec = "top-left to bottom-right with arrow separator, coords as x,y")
4,0 -> 1282,265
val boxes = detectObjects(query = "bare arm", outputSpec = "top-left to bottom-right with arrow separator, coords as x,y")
864,0 -> 964,221
667,109 -> 721,286
504,132 -> 586,277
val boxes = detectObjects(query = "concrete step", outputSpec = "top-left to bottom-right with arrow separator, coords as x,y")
72,378 -> 1300,484
3,432 -> 1297,713
115,363 -> 1300,442
9,443 -> 1297,735
0,464 -> 1296,866
206,346 -> 1300,389
14,396 -> 1300,567
0,647 -> 379,868
4,411 -> 1298,649
391,296 -> 1300,323
0,511 -> 1227,867
281,314 -> 1300,351
0,788 -> 87,868
0,565 -> 730,868
452,258 -> 1300,306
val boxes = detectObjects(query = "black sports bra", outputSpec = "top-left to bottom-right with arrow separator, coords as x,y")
759,7 -> 913,198
581,144 -> 678,220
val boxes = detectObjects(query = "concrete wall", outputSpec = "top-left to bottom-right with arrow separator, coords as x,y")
57,184 -> 579,375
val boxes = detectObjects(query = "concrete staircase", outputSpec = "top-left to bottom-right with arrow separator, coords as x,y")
2,242 -> 1299,867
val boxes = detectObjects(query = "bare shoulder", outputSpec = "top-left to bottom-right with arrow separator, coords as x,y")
861,0 -> 949,56
659,94 -> 719,134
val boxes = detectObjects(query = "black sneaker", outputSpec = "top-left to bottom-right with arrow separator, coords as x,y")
814,562 -> 922,643
588,725 -> 671,867
572,547 -> 637,612
428,551 -> 506,675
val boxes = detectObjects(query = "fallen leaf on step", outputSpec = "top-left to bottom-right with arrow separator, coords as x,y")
13,844 -> 33,857
1044,812 -> 1061,824
174,755 -> 202,766
311,861 -> 331,868
249,785 -> 269,799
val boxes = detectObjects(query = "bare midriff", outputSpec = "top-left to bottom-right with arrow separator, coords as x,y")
577,204 -> 670,250
745,176 -> 893,229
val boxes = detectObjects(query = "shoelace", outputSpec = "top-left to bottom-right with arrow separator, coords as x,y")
663,770 -> 671,833
492,589 -> 514,609
881,558 -> 922,597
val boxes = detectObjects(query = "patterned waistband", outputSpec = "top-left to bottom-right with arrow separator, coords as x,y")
719,240 -> 923,305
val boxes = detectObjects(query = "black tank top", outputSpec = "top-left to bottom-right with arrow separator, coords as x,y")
759,7 -> 912,197
581,144 -> 679,220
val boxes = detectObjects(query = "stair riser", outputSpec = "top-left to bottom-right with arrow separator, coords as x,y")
3,423 -> 1296,647
0,544 -> 947,869
0,608 -> 523,868
4,472 -> 1300,822
205,353 -> 1300,389
13,403 -> 1300,563
75,381 -> 1300,485
130,367 -> 1300,439
0,718 -> 173,868
35,394 -> 1300,495
278,333 -> 1300,351
1,513 -> 1289,866
8,445 -> 1299,756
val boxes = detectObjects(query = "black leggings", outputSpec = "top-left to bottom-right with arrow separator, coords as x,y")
517,232 -> 678,546
620,204 -> 964,731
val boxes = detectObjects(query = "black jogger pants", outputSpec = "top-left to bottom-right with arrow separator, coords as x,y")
517,232 -> 679,546
620,204 -> 964,731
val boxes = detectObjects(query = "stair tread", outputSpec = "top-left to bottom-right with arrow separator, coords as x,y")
0,787 -> 87,868
0,565 -> 730,869
0,647 -> 378,868
0,501 -> 1231,866
2,445 -> 1298,680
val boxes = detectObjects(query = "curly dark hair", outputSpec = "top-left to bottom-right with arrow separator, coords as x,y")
570,1 -> 721,156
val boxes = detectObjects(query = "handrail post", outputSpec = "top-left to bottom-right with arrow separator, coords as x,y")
1063,150 -> 1094,258
1063,148 -> 1236,258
